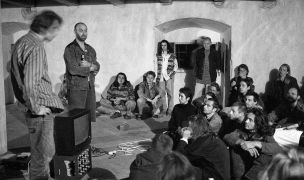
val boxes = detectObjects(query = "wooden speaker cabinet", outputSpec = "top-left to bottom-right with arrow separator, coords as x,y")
53,146 -> 92,179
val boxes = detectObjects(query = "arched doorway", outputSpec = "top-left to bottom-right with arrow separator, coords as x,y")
154,18 -> 231,106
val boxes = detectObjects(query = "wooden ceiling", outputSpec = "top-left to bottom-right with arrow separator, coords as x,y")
1,0 -> 275,8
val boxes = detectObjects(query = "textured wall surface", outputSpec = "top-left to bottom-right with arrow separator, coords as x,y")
1,0 -> 304,102
0,0 -> 8,154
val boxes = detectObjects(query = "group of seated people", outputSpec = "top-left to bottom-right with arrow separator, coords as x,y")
129,133 -> 304,180
96,71 -> 166,120
126,62 -> 304,180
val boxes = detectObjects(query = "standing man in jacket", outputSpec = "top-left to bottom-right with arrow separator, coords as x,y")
10,10 -> 64,180
64,22 -> 100,122
193,37 -> 220,99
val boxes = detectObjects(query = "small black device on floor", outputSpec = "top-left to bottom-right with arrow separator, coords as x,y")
53,147 -> 92,179
52,108 -> 92,179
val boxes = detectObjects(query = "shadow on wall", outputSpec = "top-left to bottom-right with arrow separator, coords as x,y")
54,74 -> 66,94
100,75 -> 116,99
300,76 -> 304,100
261,68 -> 280,113
2,22 -> 29,105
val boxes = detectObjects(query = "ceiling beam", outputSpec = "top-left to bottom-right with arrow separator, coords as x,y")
160,0 -> 172,5
105,0 -> 125,6
2,0 -> 31,7
52,0 -> 79,6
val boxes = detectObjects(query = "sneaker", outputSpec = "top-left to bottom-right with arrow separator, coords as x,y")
136,114 -> 142,120
91,146 -> 107,157
152,114 -> 159,118
124,114 -> 132,120
110,112 -> 122,119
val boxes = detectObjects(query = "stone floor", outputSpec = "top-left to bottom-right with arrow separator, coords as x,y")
1,104 -> 170,180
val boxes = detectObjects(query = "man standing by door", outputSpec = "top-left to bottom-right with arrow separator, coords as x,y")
193,37 -> 220,99
10,10 -> 64,180
64,22 -> 100,122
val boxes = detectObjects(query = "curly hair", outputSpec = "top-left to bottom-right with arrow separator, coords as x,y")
246,108 -> 273,136
188,115 -> 212,140
238,64 -> 249,75
112,72 -> 130,87
157,40 -> 174,56
279,63 -> 291,75
259,149 -> 304,180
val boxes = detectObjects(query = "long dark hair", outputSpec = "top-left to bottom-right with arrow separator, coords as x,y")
159,152 -> 196,180
246,108 -> 273,136
157,40 -> 174,56
188,115 -> 212,140
112,72 -> 130,87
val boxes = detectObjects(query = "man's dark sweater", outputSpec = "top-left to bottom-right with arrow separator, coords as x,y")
168,103 -> 197,132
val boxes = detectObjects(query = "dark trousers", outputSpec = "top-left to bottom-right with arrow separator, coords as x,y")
67,87 -> 96,122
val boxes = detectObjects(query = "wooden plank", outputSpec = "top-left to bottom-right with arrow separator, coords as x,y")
105,0 -> 125,6
160,0 -> 172,4
2,0 -> 30,7
53,0 -> 79,6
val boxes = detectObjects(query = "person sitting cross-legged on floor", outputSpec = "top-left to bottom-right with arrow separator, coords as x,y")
268,87 -> 304,149
166,87 -> 197,148
245,91 -> 264,110
224,108 -> 283,180
176,115 -> 231,180
158,151 -> 199,180
201,97 -> 222,135
96,72 -> 136,119
136,71 -> 165,120
129,133 -> 173,180
193,91 -> 217,111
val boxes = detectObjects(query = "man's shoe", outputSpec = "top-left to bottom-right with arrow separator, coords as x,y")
110,112 -> 122,119
166,110 -> 172,116
136,114 -> 142,120
124,114 -> 132,120
152,114 -> 159,118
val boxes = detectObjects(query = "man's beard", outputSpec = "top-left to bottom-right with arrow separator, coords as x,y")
287,96 -> 297,103
76,34 -> 87,41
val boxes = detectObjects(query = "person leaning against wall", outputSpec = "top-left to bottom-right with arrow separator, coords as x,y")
193,37 -> 220,100
64,22 -> 100,122
155,40 -> 178,116
10,10 -> 64,180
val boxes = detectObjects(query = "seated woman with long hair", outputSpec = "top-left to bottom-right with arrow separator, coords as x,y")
129,133 -> 173,180
223,108 -> 283,180
97,72 -> 136,119
176,115 -> 230,180
259,148 -> 304,180
158,152 -> 197,180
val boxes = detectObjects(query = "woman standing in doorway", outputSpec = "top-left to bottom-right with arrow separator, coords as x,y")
156,40 -> 178,115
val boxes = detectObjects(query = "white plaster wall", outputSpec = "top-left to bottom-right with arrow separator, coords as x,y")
1,0 -> 304,102
0,0 -> 8,154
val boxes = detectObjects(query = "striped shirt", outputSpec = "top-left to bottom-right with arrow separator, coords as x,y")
10,31 -> 64,114
107,82 -> 135,105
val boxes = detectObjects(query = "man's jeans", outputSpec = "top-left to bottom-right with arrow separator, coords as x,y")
25,113 -> 56,180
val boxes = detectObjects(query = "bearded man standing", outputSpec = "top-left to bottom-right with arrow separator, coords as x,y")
64,22 -> 100,122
